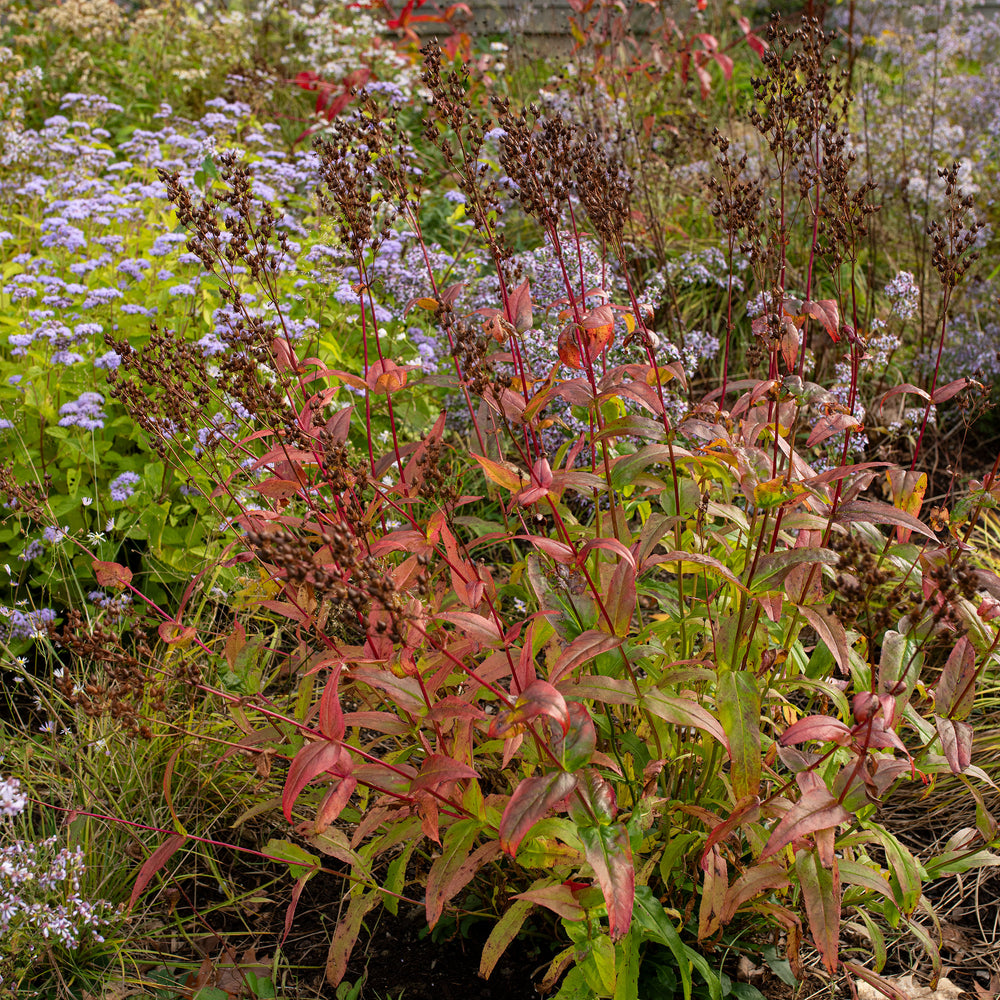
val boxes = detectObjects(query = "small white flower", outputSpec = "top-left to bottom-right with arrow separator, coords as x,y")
105,518 -> 115,532
86,532 -> 106,545
81,497 -> 93,507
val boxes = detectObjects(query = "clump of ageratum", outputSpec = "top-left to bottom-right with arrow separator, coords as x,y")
0,775 -> 117,993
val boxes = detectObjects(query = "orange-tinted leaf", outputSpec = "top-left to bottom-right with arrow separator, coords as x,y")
796,850 -> 840,976
557,304 -> 615,368
761,789 -> 850,860
470,452 -> 528,492
157,621 -> 196,645
578,820 -> 634,941
887,469 -> 927,543
802,299 -> 840,340
93,560 -> 132,589
499,771 -> 577,854
365,358 -> 409,393
514,881 -> 586,920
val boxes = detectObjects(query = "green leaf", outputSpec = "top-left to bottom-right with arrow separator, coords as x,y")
262,839 -> 319,882
613,930 -> 640,1000
479,898 -> 534,979
717,670 -> 760,799
633,886 -> 722,1000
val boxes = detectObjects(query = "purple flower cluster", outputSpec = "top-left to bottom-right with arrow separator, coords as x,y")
0,606 -> 57,641
108,471 -> 140,502
0,829 -> 116,953
58,392 -> 106,430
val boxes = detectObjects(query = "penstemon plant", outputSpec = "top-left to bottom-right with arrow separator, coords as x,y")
92,21 -> 1000,1000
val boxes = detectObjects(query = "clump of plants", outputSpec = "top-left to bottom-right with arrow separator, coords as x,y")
3,3 -> 1000,998
87,19 -> 1000,1000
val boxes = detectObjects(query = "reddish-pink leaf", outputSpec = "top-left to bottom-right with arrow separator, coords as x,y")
550,631 -> 625,684
499,771 -> 578,855
701,796 -> 760,867
350,668 -> 424,713
842,962 -> 910,1000
931,377 -> 970,405
411,754 -> 478,792
761,789 -> 851,860
509,278 -> 533,332
878,383 -> 931,410
515,534 -> 575,563
779,714 -> 853,747
489,679 -> 570,738
93,560 -> 132,589
311,776 -> 357,833
423,696 -> 487,727
514,882 -> 586,920
806,412 -> 861,448
578,821 -> 634,941
935,715 -> 973,774
437,838 -> 503,924
318,666 -> 345,741
603,559 -> 635,637
326,890 -> 380,986
283,740 -> 351,823
798,603 -> 851,674
795,849 -> 841,976
436,610 -> 504,644
129,832 -> 186,910
936,635 -> 977,720
720,862 -> 790,923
